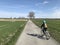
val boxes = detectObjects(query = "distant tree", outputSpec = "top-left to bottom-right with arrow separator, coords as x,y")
18,17 -> 21,19
18,17 -> 25,19
21,17 -> 25,19
28,11 -> 35,19
14,17 -> 16,19
10,17 -> 12,19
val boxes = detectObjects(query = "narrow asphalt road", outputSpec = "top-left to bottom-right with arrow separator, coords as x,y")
15,20 -> 60,45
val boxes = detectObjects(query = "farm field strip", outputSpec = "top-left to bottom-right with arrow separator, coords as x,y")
0,21 -> 11,26
0,23 -> 17,31
0,24 -> 8,27
0,22 -> 15,30
0,21 -> 27,45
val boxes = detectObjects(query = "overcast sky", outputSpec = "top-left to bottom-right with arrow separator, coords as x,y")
0,0 -> 60,18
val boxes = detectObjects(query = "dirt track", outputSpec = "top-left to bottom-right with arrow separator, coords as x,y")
15,20 -> 60,45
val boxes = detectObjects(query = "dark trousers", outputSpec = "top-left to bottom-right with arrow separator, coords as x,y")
42,28 -> 47,34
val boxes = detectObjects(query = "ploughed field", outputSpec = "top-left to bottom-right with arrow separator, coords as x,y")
0,21 -> 27,45
32,19 -> 60,43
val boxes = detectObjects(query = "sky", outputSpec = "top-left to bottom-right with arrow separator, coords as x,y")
0,0 -> 60,18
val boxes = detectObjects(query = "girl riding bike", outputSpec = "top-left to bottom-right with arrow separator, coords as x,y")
41,20 -> 50,40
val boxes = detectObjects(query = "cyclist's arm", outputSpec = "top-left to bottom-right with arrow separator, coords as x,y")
41,23 -> 44,28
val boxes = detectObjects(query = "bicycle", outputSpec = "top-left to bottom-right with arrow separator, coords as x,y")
41,28 -> 50,40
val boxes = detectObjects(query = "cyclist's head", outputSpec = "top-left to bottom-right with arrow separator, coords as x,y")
43,20 -> 46,24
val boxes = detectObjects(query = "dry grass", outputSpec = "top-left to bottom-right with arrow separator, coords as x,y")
0,19 -> 28,21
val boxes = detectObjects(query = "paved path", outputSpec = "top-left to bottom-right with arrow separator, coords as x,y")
15,20 -> 60,45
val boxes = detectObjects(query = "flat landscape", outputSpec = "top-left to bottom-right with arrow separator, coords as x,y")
15,20 -> 59,45
0,20 -> 27,45
0,19 -> 60,45
32,19 -> 60,43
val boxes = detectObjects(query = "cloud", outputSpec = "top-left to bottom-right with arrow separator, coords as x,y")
48,7 -> 59,10
31,8 -> 60,18
28,9 -> 39,12
42,1 -> 48,4
52,8 -> 60,18
45,8 -> 60,18
35,1 -> 49,6
0,4 -> 26,9
0,11 -> 28,18
52,7 -> 58,10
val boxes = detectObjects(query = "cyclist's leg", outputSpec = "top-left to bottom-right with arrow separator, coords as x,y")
41,28 -> 45,36
43,28 -> 47,35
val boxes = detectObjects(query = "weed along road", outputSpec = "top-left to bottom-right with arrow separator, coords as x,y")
15,20 -> 60,45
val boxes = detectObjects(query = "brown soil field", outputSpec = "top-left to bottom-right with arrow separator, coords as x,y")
0,19 -> 28,21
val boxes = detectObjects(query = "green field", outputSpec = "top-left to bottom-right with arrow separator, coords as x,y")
0,21 -> 27,45
32,19 -> 60,43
